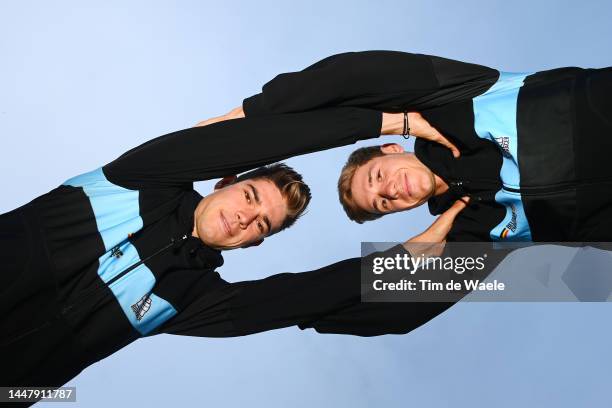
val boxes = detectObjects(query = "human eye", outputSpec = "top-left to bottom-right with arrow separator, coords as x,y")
256,220 -> 264,234
377,169 -> 382,182
244,190 -> 251,204
381,199 -> 388,211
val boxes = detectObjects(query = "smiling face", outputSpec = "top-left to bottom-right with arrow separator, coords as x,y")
348,144 -> 440,217
193,178 -> 288,250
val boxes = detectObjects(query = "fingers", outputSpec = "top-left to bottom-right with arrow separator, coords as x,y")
228,106 -> 245,119
439,136 -> 461,158
403,241 -> 446,258
194,106 -> 244,128
429,196 -> 470,236
194,116 -> 223,127
439,196 -> 469,222
432,129 -> 461,158
408,112 -> 461,158
406,197 -> 469,245
441,196 -> 470,221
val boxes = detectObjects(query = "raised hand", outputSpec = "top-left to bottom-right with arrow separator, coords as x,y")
382,112 -> 460,158
403,197 -> 469,257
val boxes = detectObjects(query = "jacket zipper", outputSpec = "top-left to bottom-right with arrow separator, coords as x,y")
454,178 -> 612,197
501,181 -> 577,196
502,179 -> 612,196
62,234 -> 190,314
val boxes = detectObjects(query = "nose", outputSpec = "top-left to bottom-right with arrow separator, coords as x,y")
382,179 -> 398,200
236,209 -> 258,229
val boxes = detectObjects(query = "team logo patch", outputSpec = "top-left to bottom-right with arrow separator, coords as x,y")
494,136 -> 512,158
131,294 -> 152,321
500,204 -> 518,239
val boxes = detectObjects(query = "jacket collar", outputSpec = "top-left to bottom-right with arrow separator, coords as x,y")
178,190 -> 224,269
414,139 -> 461,215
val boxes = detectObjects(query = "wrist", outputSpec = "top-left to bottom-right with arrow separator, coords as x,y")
381,113 -> 404,135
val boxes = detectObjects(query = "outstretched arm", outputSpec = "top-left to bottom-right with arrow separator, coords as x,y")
159,200 -> 470,338
242,50 -> 499,116
103,107 -> 382,189
159,247 -> 455,338
195,108 -> 414,135
198,107 -> 461,158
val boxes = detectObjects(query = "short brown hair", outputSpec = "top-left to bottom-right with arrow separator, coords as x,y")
236,163 -> 311,232
337,145 -> 385,223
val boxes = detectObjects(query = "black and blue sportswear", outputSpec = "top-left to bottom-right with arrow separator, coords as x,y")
243,51 -> 612,242
2,51 -> 610,394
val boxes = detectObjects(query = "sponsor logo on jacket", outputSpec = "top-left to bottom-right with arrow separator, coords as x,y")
111,245 -> 123,258
494,136 -> 512,158
131,294 -> 152,321
500,204 -> 518,239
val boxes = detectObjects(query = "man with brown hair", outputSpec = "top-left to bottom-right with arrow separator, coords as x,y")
4,87 -> 467,396
2,106 -> 417,389
1,112 -> 315,387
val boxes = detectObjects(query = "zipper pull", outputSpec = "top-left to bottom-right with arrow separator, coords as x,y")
171,234 -> 189,249
170,234 -> 187,245
450,180 -> 472,187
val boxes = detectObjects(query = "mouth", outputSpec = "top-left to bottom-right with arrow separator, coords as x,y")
220,211 -> 232,236
403,173 -> 412,198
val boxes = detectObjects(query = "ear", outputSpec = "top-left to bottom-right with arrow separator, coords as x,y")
214,175 -> 237,191
380,143 -> 405,154
242,239 -> 263,248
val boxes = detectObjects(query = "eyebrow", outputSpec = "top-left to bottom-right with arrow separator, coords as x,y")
248,183 -> 261,204
367,166 -> 381,213
372,198 -> 381,213
248,183 -> 271,233
262,215 -> 272,234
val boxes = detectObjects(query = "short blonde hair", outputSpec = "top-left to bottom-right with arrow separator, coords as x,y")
337,146 -> 385,224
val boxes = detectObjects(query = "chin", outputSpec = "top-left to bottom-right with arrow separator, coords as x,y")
199,230 -> 219,248
219,243 -> 240,251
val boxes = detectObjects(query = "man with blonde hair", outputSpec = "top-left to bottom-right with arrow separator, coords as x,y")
238,50 -> 612,242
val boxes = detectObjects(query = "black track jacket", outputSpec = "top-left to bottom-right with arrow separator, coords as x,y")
2,101 -> 444,390
243,51 -> 612,242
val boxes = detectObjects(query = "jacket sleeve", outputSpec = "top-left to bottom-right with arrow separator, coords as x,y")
243,51 -> 499,116
103,107 -> 382,189
159,245 -> 455,338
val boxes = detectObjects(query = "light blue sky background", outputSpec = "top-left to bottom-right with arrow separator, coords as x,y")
2,1 -> 612,407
